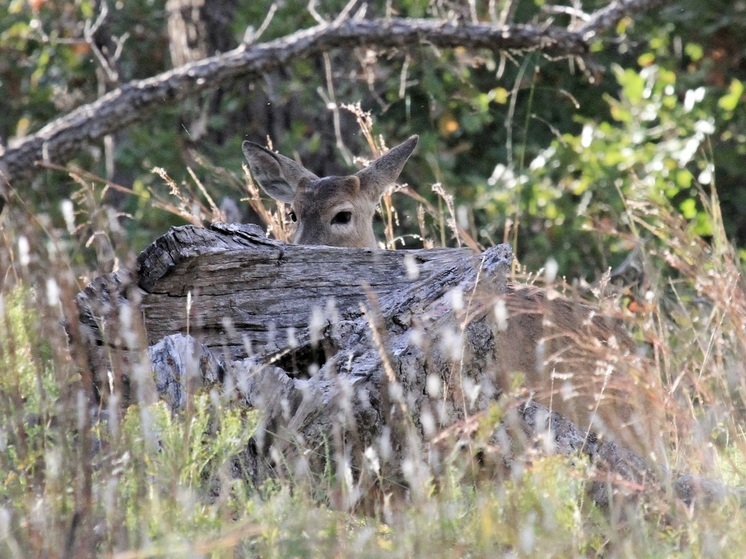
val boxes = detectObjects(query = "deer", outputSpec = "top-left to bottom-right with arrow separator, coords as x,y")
242,136 -> 660,453
242,136 -> 419,249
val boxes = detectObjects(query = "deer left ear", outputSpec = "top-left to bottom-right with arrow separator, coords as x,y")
356,135 -> 418,200
242,141 -> 318,203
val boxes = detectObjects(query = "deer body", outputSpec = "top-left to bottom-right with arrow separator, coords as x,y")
243,137 -> 656,450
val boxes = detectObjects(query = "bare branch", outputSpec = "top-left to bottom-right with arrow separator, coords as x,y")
579,0 -> 671,40
243,3 -> 277,45
0,3 -> 676,196
307,0 -> 327,25
84,1 -> 125,84
333,0 -> 364,25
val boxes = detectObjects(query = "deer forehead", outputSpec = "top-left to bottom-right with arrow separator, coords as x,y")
294,176 -> 373,216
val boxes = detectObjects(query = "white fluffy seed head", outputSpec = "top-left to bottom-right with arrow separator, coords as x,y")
309,306 -> 325,346
404,253 -> 420,280
447,287 -> 464,311
545,257 -> 559,283
45,278 -> 60,306
493,299 -> 508,331
426,373 -> 441,398
61,199 -> 75,234
18,236 -> 30,267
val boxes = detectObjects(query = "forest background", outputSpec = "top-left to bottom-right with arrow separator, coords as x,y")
2,0 -> 744,278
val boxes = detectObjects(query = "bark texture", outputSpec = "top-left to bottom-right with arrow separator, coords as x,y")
76,222 -> 739,512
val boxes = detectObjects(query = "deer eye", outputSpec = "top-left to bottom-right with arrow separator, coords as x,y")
289,210 -> 297,223
331,211 -> 352,225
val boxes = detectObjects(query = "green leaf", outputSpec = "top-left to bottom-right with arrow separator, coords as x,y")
684,42 -> 704,62
719,79 -> 744,112
679,197 -> 697,219
638,53 -> 655,67
614,66 -> 645,104
489,87 -> 509,105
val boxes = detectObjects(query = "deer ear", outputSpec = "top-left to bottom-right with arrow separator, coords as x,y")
356,135 -> 418,200
242,141 -> 318,203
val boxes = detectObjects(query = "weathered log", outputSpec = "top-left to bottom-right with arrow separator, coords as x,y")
80,222 -> 651,437
77,222 -> 736,512
77,222 -> 472,373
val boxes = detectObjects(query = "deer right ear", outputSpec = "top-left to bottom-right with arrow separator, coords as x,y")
242,141 -> 318,203
356,135 -> 419,200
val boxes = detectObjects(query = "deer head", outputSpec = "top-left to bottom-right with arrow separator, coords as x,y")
242,136 -> 419,248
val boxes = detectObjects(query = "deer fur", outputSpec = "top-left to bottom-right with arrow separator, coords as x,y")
242,136 -> 418,248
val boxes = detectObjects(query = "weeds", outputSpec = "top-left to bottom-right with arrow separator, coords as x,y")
2,126 -> 746,559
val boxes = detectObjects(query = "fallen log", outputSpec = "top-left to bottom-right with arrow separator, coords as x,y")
76,222 -> 737,512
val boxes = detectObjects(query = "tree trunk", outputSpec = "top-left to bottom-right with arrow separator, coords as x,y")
166,0 -> 239,144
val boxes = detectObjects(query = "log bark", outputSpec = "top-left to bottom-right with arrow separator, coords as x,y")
78,222 -> 472,364
76,222 -> 741,512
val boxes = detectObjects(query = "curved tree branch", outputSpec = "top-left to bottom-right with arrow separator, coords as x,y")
579,0 -> 673,40
0,0 -> 675,203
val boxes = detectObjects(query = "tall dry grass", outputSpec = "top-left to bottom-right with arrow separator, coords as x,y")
1,149 -> 746,558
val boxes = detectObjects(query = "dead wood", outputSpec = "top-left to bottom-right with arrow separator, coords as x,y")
77,222 -> 471,367
76,222 -> 736,512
